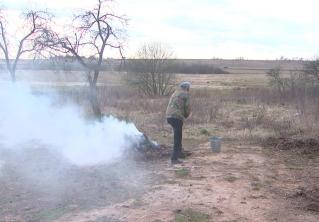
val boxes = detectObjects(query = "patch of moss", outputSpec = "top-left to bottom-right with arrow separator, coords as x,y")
251,181 -> 263,191
175,168 -> 190,178
199,128 -> 210,136
35,207 -> 71,221
174,208 -> 210,222
224,175 -> 238,183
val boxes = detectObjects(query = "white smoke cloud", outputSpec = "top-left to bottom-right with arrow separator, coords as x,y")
0,82 -> 143,166
0,160 -> 3,176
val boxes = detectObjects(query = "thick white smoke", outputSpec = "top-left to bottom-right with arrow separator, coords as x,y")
0,82 -> 143,166
0,160 -> 3,176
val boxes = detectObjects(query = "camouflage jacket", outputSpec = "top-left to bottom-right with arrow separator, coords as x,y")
166,89 -> 191,121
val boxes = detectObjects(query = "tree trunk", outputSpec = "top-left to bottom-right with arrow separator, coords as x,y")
10,69 -> 16,83
86,70 -> 102,120
89,83 -> 102,120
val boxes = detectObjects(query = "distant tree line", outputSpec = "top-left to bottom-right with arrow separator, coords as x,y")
122,59 -> 229,74
0,57 -> 229,74
166,61 -> 229,74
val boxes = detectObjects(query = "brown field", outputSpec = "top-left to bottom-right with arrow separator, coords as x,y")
0,68 -> 318,222
1,70 -> 270,88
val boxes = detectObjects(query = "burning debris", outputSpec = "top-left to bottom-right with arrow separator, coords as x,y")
127,134 -> 171,160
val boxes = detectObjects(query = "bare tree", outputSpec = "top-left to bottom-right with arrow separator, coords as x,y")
0,9 -> 50,82
267,68 -> 286,94
42,0 -> 127,119
126,42 -> 175,96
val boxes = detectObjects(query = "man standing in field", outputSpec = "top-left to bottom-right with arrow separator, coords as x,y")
166,82 -> 191,164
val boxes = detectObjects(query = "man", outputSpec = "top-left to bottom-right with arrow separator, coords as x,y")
166,81 -> 191,164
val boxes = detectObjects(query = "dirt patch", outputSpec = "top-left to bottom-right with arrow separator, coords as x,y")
55,142 -> 319,222
262,135 -> 319,218
2,139 -> 318,222
262,136 -> 319,155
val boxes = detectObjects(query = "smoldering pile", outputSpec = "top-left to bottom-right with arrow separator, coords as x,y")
127,134 -> 171,161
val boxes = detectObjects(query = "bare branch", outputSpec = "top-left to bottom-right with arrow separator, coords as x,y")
0,9 -> 51,81
38,0 -> 127,118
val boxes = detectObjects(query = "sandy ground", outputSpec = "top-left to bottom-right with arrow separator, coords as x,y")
54,142 -> 319,222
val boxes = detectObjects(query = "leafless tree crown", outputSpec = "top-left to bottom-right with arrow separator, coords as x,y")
41,0 -> 128,118
43,0 -> 127,71
0,9 -> 51,81
126,42 -> 175,96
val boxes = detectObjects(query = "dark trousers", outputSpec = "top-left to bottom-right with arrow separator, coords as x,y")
167,118 -> 183,160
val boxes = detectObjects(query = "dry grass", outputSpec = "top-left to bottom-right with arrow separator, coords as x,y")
177,73 -> 268,89
22,70 -> 319,149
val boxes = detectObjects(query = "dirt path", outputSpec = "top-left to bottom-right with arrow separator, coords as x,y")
55,142 -> 318,222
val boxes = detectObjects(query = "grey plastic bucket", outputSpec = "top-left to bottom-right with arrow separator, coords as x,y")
210,136 -> 222,153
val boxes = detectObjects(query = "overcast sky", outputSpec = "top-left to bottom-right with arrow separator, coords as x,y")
2,0 -> 319,59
